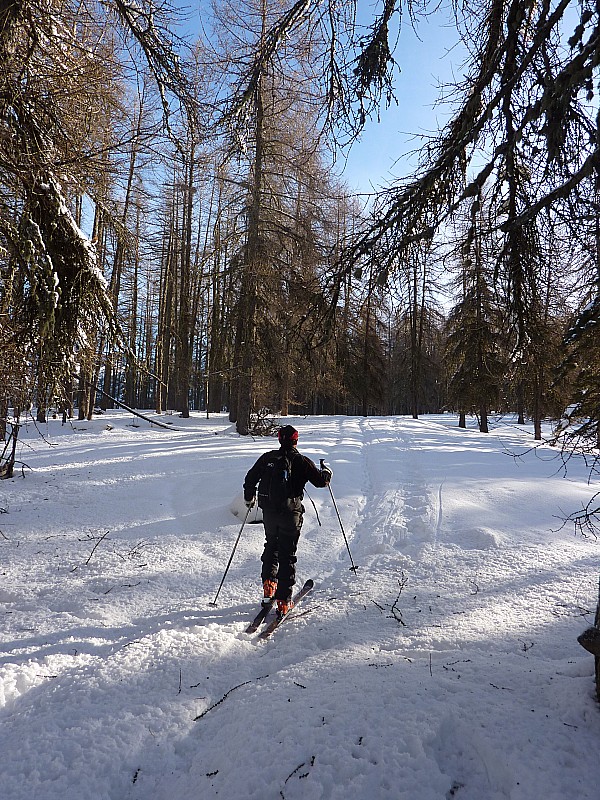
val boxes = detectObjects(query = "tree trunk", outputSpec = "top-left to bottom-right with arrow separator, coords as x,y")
124,202 -> 141,408
77,370 -> 91,420
174,143 -> 195,418
208,195 -> 227,413
533,371 -> 543,440
0,400 -> 8,441
361,284 -> 373,418
156,224 -> 175,413
235,7 -> 267,435
479,404 -> 489,433
101,98 -> 144,409
516,382 -> 525,424
410,266 -> 420,420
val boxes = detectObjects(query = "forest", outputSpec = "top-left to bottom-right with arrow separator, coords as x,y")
1,0 -> 599,452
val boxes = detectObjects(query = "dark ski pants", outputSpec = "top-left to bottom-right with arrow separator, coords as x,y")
261,507 -> 303,601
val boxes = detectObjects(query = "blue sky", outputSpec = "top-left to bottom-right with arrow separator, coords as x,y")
183,1 -> 464,196
341,6 -> 465,195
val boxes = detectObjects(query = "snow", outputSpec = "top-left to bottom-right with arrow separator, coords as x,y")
1,411 -> 600,800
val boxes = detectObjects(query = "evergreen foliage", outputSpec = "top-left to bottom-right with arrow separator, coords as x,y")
445,258 -> 506,431
558,297 -> 600,450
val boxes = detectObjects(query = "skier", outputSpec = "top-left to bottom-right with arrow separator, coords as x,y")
243,425 -> 332,616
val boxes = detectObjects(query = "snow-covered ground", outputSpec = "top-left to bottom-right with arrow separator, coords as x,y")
1,411 -> 599,800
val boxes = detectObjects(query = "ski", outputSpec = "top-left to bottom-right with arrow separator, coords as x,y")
258,579 -> 314,640
245,599 -> 275,634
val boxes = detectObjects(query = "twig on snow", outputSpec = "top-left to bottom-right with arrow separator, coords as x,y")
84,530 -> 111,565
194,680 -> 253,721
280,756 -> 316,798
391,572 -> 408,625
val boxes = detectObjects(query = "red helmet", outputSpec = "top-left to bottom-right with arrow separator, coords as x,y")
278,425 -> 298,447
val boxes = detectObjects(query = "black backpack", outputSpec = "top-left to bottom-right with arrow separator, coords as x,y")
257,452 -> 297,510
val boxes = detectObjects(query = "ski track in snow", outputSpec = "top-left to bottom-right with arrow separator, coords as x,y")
1,413 -> 600,799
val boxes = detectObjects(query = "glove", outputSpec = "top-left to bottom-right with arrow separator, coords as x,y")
319,459 -> 333,483
245,496 -> 256,508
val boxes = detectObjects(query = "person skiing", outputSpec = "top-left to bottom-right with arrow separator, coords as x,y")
243,424 -> 332,616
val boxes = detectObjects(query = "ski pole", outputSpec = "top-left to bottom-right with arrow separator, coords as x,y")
209,505 -> 252,606
321,459 -> 358,572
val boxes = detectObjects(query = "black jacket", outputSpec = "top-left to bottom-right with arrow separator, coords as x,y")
244,447 -> 329,510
